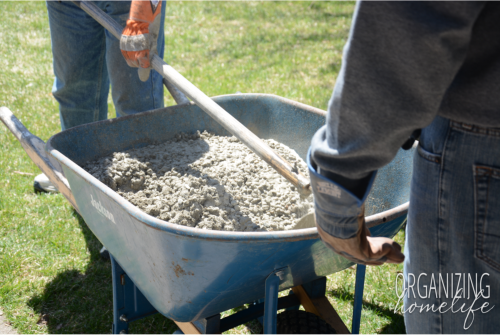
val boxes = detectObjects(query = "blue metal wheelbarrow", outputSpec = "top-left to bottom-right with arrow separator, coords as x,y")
0,93 -> 413,334
0,3 -> 414,333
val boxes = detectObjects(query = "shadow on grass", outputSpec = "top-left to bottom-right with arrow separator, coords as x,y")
26,208 -> 403,334
27,210 -> 177,334
328,287 -> 406,334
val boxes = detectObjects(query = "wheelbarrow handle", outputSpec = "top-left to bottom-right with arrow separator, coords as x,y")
163,78 -> 190,105
74,0 -> 312,197
0,107 -> 79,213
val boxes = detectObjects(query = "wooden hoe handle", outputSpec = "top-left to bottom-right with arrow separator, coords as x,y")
73,0 -> 312,196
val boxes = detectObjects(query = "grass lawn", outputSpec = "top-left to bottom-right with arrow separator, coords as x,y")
0,1 -> 406,333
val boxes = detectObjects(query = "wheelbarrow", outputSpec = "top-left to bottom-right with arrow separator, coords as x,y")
0,93 -> 414,334
0,2 -> 414,332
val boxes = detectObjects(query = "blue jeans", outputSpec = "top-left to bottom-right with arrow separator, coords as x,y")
403,116 -> 500,333
46,1 -> 165,130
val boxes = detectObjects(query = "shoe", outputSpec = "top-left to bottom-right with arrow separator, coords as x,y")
100,246 -> 110,261
34,173 -> 58,193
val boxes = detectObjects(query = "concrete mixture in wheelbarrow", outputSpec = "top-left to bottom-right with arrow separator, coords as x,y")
83,131 -> 313,232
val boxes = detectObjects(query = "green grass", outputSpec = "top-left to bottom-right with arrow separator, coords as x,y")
0,1 -> 405,333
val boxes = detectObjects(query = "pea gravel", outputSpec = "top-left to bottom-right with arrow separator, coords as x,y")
82,131 -> 313,232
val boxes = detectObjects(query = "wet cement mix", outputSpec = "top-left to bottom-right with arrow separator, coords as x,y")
83,131 -> 313,232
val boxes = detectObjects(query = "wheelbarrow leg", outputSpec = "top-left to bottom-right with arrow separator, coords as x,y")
351,264 -> 366,334
292,278 -> 350,334
174,315 -> 220,334
110,255 -> 207,335
110,254 -> 158,334
263,272 -> 280,334
111,254 -> 129,334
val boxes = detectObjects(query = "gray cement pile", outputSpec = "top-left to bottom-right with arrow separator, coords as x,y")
83,131 -> 313,232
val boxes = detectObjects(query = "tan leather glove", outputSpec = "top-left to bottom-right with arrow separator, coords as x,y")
316,207 -> 404,266
120,0 -> 162,81
307,150 -> 404,266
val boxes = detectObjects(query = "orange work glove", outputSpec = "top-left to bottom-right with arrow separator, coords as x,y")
120,0 -> 162,81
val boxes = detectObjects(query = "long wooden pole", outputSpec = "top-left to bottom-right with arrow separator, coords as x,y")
73,1 -> 311,196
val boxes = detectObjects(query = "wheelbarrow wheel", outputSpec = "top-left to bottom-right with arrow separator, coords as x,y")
276,310 -> 336,334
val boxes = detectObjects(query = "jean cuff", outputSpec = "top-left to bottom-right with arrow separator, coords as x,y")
307,148 -> 377,239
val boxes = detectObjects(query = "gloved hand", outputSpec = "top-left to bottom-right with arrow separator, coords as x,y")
120,0 -> 162,82
307,150 -> 404,266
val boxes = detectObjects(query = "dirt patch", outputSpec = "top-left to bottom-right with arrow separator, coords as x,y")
83,131 -> 313,232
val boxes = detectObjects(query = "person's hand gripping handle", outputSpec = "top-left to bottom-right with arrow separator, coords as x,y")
120,0 -> 162,82
307,151 -> 404,266
316,206 -> 405,266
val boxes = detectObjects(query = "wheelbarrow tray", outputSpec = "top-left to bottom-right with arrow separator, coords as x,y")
46,93 -> 412,322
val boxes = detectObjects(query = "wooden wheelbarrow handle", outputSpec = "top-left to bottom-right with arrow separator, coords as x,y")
73,0 -> 312,197
0,107 -> 79,213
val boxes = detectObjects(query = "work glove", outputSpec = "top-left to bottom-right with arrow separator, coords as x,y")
120,0 -> 162,82
307,150 -> 404,266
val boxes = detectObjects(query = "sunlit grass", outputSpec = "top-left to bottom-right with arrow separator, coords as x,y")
0,1 -> 405,333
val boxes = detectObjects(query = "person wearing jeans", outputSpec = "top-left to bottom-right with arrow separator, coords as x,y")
308,1 -> 500,332
404,116 -> 500,332
36,0 -> 165,192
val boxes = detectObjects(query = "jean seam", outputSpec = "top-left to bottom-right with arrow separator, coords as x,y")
474,166 -> 480,274
436,121 -> 452,333
474,166 -> 500,273
437,121 -> 452,220
94,34 -> 107,122
437,276 -> 443,333
151,73 -> 157,109
450,122 -> 500,138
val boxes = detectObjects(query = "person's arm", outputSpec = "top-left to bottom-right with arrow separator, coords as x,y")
120,0 -> 163,81
309,1 -> 485,264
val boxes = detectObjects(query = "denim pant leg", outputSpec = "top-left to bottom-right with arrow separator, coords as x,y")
404,116 -> 500,333
47,1 -> 109,130
102,1 -> 165,118
47,1 -> 165,131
